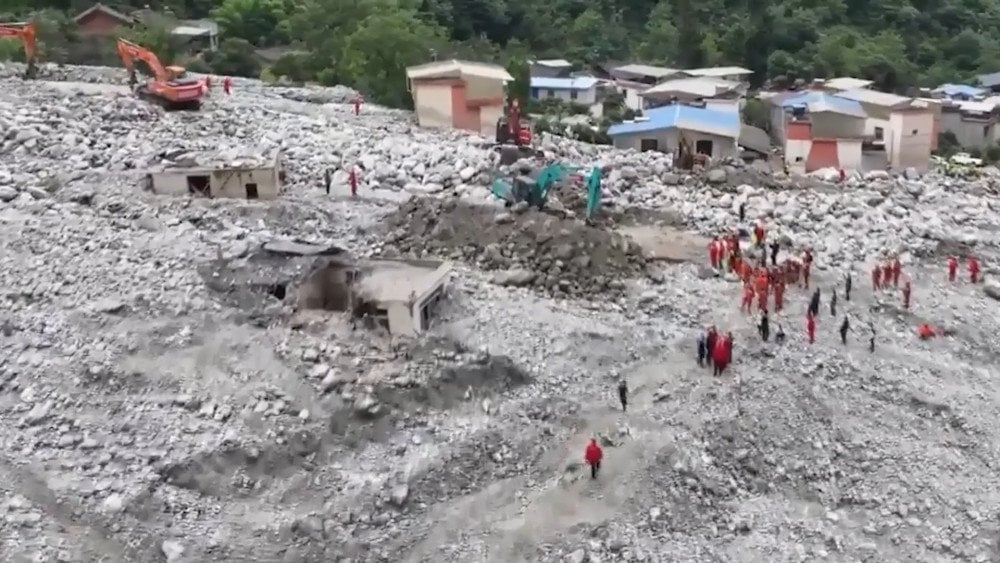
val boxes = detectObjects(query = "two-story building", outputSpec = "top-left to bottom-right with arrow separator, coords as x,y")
529,76 -> 601,111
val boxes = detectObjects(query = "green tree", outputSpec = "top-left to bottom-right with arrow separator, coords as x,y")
205,37 -> 261,77
212,0 -> 287,47
338,9 -> 446,107
635,2 -> 677,65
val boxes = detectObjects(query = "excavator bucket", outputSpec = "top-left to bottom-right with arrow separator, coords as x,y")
491,176 -> 515,204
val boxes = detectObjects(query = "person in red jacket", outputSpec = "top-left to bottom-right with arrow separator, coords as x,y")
902,279 -> 911,309
968,256 -> 981,283
584,438 -> 603,479
712,334 -> 729,376
755,271 -> 769,312
806,312 -> 816,344
709,238 -> 720,270
948,255 -> 958,282
353,93 -> 364,115
753,222 -> 765,247
349,166 -> 358,197
872,264 -> 882,291
890,256 -> 902,287
705,326 -> 718,367
222,76 -> 232,95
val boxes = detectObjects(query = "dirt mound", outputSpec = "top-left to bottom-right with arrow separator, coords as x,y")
379,198 -> 649,297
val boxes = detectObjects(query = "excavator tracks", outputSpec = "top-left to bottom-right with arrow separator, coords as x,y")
136,86 -> 201,112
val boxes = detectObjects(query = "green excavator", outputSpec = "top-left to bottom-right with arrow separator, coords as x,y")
490,163 -> 603,220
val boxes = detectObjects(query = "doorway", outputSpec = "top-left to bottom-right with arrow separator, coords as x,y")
639,138 -> 658,151
186,175 -> 210,196
245,183 -> 258,199
695,140 -> 713,156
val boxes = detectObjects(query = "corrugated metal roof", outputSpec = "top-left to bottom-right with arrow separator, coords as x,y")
533,59 -> 572,67
607,104 -> 740,138
956,100 -> 997,113
835,88 -> 911,108
406,60 -> 513,82
823,77 -> 872,91
642,77 -> 740,98
978,71 -> 1000,88
530,76 -> 599,90
780,91 -> 866,118
686,66 -> 753,77
611,64 -> 681,78
932,83 -> 985,98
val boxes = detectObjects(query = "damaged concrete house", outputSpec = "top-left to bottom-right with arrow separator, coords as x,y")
144,148 -> 285,200
207,240 -> 452,336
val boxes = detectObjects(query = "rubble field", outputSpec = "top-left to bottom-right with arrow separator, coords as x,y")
2,61 -> 1000,563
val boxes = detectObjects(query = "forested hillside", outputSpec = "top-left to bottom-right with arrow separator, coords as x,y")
4,0 -> 1000,107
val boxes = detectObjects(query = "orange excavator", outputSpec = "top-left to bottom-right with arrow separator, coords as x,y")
0,21 -> 37,79
116,38 -> 205,111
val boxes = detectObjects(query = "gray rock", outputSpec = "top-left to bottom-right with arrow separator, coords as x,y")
492,269 -> 536,287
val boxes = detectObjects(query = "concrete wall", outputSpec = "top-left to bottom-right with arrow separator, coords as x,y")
889,110 -> 934,171
530,87 -> 598,105
386,302 -> 415,336
212,167 -> 280,199
810,112 -> 865,139
940,111 -> 1000,149
611,128 -> 737,159
412,82 -> 453,130
861,150 -> 887,172
770,105 -> 788,144
837,139 -> 863,170
149,165 -> 280,200
704,99 -> 740,113
785,138 -> 810,174
464,75 -> 505,104
621,86 -> 645,111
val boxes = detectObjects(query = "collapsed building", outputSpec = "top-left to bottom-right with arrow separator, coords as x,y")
205,239 -> 452,336
144,147 -> 285,200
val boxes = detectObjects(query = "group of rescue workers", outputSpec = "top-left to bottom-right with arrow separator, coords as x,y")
582,219 -> 986,480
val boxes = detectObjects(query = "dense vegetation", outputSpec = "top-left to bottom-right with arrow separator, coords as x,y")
4,0 -> 1000,108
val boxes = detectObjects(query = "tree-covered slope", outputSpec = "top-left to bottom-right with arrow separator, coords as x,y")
4,0 -> 1000,104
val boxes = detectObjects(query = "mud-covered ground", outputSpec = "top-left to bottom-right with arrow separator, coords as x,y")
2,66 -> 1000,563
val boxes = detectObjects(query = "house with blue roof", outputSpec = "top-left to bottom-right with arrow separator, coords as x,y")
529,76 -> 601,107
931,83 -> 985,101
606,103 -> 740,158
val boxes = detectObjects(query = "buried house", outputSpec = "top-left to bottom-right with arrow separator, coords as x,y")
214,240 -> 453,336
144,149 -> 284,200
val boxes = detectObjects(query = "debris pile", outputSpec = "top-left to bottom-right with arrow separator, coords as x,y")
379,197 -> 648,296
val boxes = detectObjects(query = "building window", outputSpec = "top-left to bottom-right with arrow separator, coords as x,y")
546,89 -> 555,98
874,127 -> 884,140
245,183 -> 259,199
530,87 -> 539,99
795,156 -> 803,162
695,139 -> 713,155
570,90 -> 578,100
911,129 -> 918,135
640,139 -> 658,151
985,126 -> 990,137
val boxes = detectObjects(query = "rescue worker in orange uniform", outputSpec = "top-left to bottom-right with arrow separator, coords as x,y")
741,283 -> 755,313
947,256 -> 958,282
890,256 -> 902,287
806,312 -> 816,344
968,256 -> 981,283
755,271 -> 769,312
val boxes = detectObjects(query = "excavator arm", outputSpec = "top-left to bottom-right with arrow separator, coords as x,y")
115,38 -> 204,110
0,21 -> 37,78
116,38 -> 171,83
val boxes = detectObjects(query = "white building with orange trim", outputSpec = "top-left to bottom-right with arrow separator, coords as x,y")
405,60 -> 513,137
780,91 -> 935,173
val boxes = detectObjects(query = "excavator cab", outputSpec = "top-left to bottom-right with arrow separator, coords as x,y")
166,66 -> 187,80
